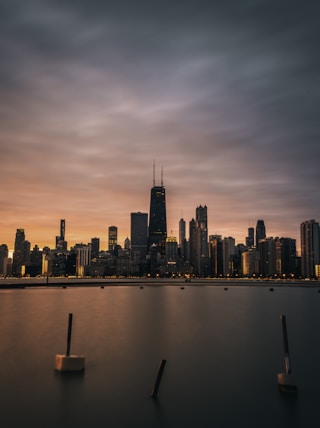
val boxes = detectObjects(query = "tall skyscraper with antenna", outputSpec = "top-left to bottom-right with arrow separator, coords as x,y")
148,164 -> 167,254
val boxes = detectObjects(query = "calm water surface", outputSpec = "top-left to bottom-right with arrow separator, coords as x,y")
1,285 -> 320,427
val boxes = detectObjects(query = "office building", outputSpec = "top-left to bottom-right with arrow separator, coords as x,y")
179,218 -> 187,259
131,212 -> 148,256
12,228 -> 26,276
209,235 -> 223,277
148,167 -> 167,254
300,220 -> 320,278
259,237 -> 276,277
246,227 -> 254,248
108,226 -> 118,252
91,237 -> 100,260
255,220 -> 266,249
0,244 -> 8,275
222,236 -> 235,276
189,218 -> 197,271
195,205 -> 209,276
56,219 -> 67,250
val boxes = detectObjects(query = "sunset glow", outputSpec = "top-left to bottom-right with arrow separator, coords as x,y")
1,1 -> 319,253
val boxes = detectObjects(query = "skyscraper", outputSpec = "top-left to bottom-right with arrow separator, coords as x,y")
179,218 -> 186,258
300,220 -> 320,278
195,205 -> 209,276
12,228 -> 28,276
0,244 -> 8,275
209,235 -> 223,277
60,219 -> 65,241
259,237 -> 276,277
222,236 -> 235,276
56,219 -> 67,250
91,237 -> 100,259
246,227 -> 254,248
189,218 -> 197,270
148,166 -> 167,254
255,220 -> 266,249
131,212 -> 148,256
108,226 -> 118,252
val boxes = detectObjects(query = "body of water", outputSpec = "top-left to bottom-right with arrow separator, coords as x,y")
1,284 -> 320,427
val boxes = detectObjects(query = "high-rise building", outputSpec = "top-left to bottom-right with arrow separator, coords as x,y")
209,235 -> 223,277
131,212 -> 148,257
275,237 -> 297,277
130,212 -> 148,276
12,228 -> 26,276
195,205 -> 209,276
259,237 -> 276,277
166,236 -> 178,262
108,226 -> 118,252
222,236 -> 235,276
0,244 -> 8,275
242,248 -> 260,277
255,220 -> 266,249
179,218 -> 186,258
189,218 -> 197,271
60,219 -> 65,241
56,219 -> 67,250
300,220 -> 320,278
91,237 -> 100,259
246,227 -> 254,248
148,167 -> 167,254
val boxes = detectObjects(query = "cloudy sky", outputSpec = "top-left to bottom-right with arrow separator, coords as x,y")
1,0 -> 319,252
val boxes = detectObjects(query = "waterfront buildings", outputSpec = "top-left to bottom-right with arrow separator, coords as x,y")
246,227 -> 254,248
130,212 -> 148,275
1,179 -> 315,279
12,228 -> 27,276
108,226 -> 118,252
0,244 -> 8,276
255,220 -> 266,249
148,172 -> 167,255
56,219 -> 67,250
300,220 -> 320,278
179,218 -> 187,259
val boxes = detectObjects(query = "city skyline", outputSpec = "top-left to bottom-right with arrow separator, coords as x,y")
1,1 -> 319,251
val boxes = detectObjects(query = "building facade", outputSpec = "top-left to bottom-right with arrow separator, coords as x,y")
300,220 -> 320,278
148,184 -> 167,254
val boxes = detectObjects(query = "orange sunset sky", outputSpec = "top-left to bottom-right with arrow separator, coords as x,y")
1,1 -> 319,253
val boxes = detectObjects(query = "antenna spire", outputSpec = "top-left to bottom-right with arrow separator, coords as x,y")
153,161 -> 155,187
161,166 -> 163,186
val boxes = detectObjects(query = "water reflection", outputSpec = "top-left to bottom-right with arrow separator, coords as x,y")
0,286 -> 319,427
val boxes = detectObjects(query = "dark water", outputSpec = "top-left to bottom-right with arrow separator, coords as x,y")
1,285 -> 320,427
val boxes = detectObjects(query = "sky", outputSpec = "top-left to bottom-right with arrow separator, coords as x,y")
1,0 -> 319,252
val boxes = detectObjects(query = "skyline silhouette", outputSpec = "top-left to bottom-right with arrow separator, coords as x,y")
1,1 -> 319,252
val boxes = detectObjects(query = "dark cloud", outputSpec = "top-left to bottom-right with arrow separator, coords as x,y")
1,0 -> 320,248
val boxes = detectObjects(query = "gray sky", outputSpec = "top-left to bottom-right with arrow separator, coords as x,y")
1,0 -> 319,250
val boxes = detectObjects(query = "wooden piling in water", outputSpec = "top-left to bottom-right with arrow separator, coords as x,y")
277,314 -> 297,392
55,312 -> 85,372
66,313 -> 73,357
151,359 -> 166,398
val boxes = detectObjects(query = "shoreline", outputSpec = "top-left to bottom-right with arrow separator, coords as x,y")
1,277 -> 320,289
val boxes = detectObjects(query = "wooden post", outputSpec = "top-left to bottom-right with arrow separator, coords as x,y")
277,314 -> 297,392
280,314 -> 291,374
55,312 -> 85,372
151,359 -> 166,398
66,313 -> 73,357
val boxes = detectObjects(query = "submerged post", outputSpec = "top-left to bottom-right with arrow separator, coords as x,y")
281,315 -> 290,375
55,313 -> 85,372
151,359 -> 166,398
66,313 -> 73,357
277,314 -> 297,392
